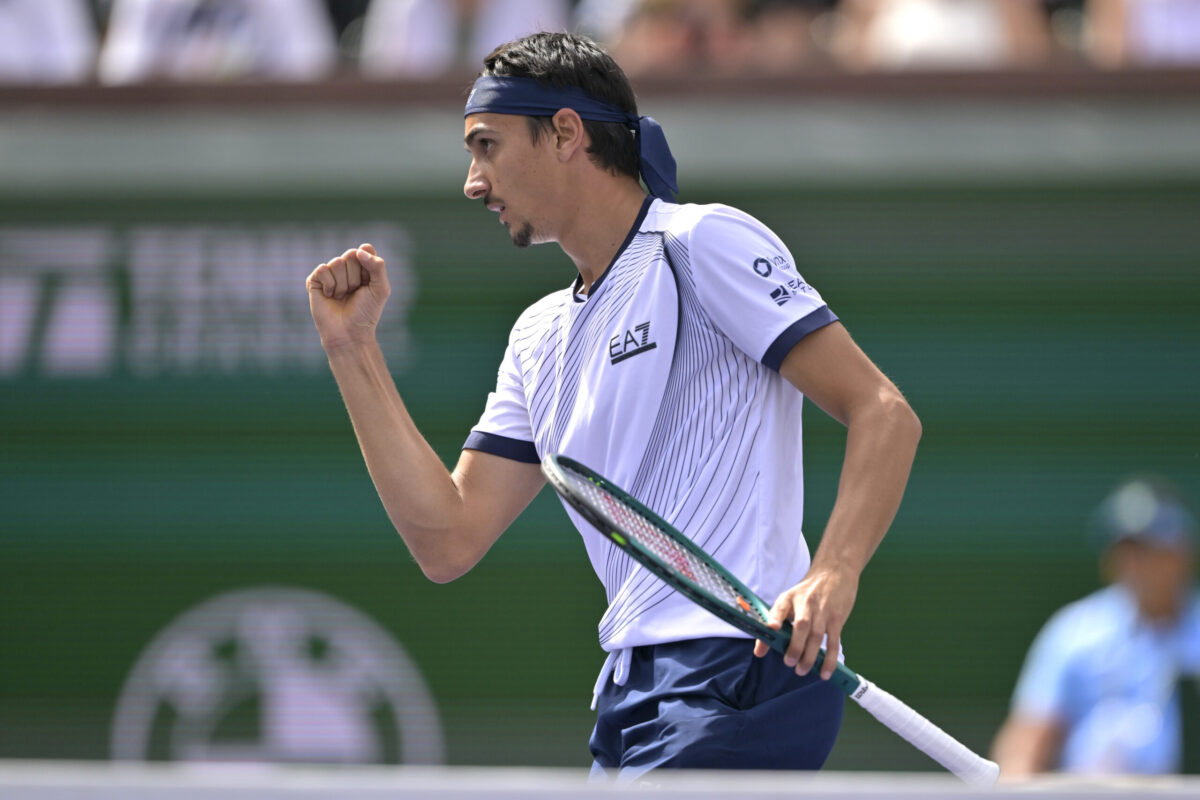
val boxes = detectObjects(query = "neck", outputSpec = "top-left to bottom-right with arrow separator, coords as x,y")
556,179 -> 649,293
1139,595 -> 1184,624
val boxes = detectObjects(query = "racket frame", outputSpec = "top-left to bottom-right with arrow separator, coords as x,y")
543,453 -> 862,695
541,452 -> 1001,786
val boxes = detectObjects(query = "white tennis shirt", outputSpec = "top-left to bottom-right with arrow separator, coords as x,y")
464,197 -> 838,700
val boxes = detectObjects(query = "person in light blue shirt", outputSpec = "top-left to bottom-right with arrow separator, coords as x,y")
992,476 -> 1200,776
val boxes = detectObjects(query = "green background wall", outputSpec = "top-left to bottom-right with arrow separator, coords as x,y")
2,175 -> 1198,769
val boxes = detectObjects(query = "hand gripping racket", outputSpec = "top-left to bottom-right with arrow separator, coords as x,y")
542,454 -> 1000,786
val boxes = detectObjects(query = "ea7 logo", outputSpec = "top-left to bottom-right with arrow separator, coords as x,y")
609,321 -> 657,364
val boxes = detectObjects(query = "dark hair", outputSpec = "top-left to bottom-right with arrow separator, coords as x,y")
479,32 -> 641,182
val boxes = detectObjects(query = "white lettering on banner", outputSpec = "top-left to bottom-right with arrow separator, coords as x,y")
0,224 -> 415,378
0,227 -> 115,376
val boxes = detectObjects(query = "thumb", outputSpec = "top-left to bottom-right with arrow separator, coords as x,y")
355,246 -> 387,280
359,242 -> 377,256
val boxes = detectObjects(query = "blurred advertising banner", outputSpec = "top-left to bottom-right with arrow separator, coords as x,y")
110,586 -> 443,765
1,179 -> 1197,772
0,223 -> 415,379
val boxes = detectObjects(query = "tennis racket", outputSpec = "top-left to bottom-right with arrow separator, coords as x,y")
542,453 -> 1000,786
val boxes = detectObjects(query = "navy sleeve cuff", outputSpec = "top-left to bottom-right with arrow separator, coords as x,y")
761,306 -> 839,372
462,431 -> 540,464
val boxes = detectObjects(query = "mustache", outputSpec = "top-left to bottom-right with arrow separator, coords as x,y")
483,194 -> 502,208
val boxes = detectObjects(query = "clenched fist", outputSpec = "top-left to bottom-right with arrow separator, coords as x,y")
306,243 -> 391,352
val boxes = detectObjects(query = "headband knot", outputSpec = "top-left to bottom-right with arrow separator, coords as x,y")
465,75 -> 678,201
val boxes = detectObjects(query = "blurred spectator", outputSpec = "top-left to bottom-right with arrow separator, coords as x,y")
1041,0 -> 1090,62
829,0 -> 1052,70
604,0 -> 755,77
992,477 -> 1200,776
323,0 -> 372,66
97,0 -> 338,84
359,0 -> 570,79
743,1 -> 842,72
574,0 -> 644,44
1085,0 -> 1200,67
0,0 -> 97,83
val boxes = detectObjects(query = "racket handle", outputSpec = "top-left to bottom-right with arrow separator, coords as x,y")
766,625 -> 863,696
850,677 -> 1000,786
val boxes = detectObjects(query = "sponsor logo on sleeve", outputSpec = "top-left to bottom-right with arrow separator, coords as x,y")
785,276 -> 812,294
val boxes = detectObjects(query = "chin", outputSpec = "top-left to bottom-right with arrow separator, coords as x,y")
512,222 -> 535,249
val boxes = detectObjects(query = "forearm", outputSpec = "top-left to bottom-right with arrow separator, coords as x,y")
325,339 -> 474,578
811,393 -> 921,576
991,714 -> 1062,777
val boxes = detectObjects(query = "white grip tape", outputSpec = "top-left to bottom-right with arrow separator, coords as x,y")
851,677 -> 1000,786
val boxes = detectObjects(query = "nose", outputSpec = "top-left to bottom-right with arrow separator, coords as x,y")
464,159 -> 488,200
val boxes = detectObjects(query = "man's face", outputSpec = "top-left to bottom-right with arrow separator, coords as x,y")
463,113 -> 556,248
1110,538 -> 1194,620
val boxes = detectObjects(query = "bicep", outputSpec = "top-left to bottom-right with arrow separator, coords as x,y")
778,322 -> 908,426
451,448 -> 546,548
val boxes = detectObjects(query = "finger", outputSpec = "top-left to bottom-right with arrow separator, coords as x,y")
329,256 -> 349,299
753,639 -> 769,658
336,247 -> 371,288
356,245 -> 385,276
784,616 -> 810,669
764,594 -> 799,664
359,242 -> 377,256
344,251 -> 364,294
797,625 -> 825,677
821,628 -> 841,680
307,264 -> 335,298
356,246 -> 389,292
765,595 -> 789,630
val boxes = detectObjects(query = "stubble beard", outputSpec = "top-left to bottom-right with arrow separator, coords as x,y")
512,221 -> 535,248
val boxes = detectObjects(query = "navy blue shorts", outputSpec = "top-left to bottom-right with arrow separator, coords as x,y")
589,637 -> 844,779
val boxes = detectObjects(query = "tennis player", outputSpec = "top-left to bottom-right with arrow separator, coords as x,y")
306,32 -> 921,776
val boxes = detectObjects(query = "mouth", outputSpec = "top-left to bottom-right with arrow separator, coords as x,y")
485,199 -> 506,224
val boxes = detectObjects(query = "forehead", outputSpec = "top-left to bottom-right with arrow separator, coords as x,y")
463,112 -> 524,142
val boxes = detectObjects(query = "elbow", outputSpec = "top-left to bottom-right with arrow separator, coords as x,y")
419,561 -> 469,584
413,549 -> 477,583
880,387 -> 921,445
900,396 -> 922,444
404,532 -> 484,584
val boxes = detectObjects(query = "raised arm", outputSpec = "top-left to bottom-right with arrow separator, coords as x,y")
752,321 -> 922,679
307,245 -> 545,582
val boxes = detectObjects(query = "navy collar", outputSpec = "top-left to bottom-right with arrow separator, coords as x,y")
572,195 -> 654,303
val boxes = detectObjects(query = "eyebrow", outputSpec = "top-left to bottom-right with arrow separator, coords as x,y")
464,126 -> 498,148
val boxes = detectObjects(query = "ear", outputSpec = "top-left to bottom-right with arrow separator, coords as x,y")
550,108 -> 587,162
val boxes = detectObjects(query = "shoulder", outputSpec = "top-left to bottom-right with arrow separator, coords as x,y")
642,200 -> 780,248
511,288 -> 570,334
1037,586 -> 1133,653
1177,589 -> 1200,662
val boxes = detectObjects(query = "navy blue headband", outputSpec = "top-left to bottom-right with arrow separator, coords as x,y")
465,75 -> 678,201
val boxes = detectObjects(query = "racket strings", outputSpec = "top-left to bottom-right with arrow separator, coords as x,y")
568,471 -> 768,626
